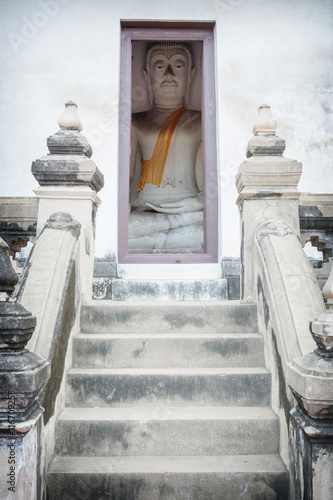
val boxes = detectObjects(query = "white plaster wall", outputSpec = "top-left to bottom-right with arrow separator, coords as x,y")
0,0 -> 332,260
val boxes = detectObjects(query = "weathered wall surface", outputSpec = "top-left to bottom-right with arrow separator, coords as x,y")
0,0 -> 332,259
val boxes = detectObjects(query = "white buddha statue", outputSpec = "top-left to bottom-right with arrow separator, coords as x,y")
129,42 -> 203,253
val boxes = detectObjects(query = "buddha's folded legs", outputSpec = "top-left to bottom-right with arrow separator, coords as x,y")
128,211 -> 204,253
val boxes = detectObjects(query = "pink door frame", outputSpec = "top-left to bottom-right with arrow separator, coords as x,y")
118,22 -> 218,264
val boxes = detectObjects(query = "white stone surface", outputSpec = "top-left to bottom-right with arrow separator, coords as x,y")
299,193 -> 333,217
20,223 -> 79,357
58,101 -> 82,131
236,156 -> 302,195
34,186 -> 100,298
252,104 -> 277,135
236,151 -> 303,302
323,255 -> 333,306
0,0 -> 332,265
111,278 -> 228,301
0,427 -> 37,500
312,446 -> 333,500
288,353 -> 333,413
32,155 -> 103,188
117,263 -> 222,280
253,221 -> 326,469
255,223 -> 325,360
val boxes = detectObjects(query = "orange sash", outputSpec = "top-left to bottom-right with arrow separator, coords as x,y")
136,107 -> 186,191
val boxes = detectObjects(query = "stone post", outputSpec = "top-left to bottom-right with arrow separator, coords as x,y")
236,104 -> 302,302
0,238 -> 50,500
32,101 -> 104,299
287,264 -> 333,499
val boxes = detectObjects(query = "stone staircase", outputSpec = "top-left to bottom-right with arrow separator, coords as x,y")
47,301 -> 289,499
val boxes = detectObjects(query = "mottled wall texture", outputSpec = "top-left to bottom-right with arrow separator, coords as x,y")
0,0 -> 332,259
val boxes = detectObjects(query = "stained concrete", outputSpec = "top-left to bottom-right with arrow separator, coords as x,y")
66,368 -> 271,408
111,279 -> 228,301
55,406 -> 279,457
80,301 -> 258,334
72,333 -> 264,369
47,455 -> 289,500
47,300 -> 288,498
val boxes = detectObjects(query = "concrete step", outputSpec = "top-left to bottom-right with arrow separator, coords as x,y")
80,301 -> 257,334
47,454 -> 290,499
55,406 -> 279,456
111,278 -> 228,301
72,332 -> 265,369
66,367 -> 271,407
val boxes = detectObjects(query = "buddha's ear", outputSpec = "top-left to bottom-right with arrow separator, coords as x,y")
143,70 -> 153,106
185,67 -> 196,105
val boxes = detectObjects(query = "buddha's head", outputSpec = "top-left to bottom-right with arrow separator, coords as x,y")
144,42 -> 195,108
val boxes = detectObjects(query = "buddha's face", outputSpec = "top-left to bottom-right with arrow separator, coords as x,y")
147,47 -> 190,107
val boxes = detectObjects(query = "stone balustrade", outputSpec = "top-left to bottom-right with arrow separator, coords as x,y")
0,101 -> 104,497
236,105 -> 333,499
299,193 -> 333,259
0,237 -> 50,499
236,104 -> 302,303
287,262 -> 333,500
0,197 -> 38,265
31,101 -> 104,299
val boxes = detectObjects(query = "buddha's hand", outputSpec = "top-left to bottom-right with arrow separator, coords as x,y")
145,196 -> 203,214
